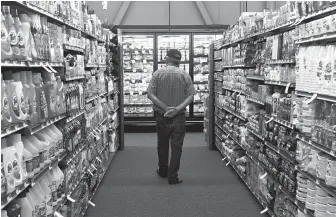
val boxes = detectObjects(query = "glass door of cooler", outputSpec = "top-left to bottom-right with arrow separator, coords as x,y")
157,34 -> 191,117
192,34 -> 222,117
122,35 -> 154,118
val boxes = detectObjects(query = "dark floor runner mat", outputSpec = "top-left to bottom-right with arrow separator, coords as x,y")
84,133 -> 263,217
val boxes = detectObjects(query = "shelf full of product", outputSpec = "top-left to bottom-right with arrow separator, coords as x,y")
122,33 -> 222,121
1,1 -> 123,217
209,2 -> 336,217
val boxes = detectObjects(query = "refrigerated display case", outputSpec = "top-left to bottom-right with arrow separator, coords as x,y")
192,34 -> 222,117
122,35 -> 155,118
122,32 -> 222,124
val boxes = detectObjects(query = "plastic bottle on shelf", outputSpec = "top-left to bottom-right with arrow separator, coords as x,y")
16,191 -> 34,217
1,154 -> 7,195
21,136 -> 40,175
44,126 -> 60,156
12,72 -> 27,121
31,182 -> 46,217
3,71 -> 22,124
26,71 -> 38,125
56,76 -> 66,115
42,72 -> 57,118
17,71 -> 31,121
78,82 -> 84,110
22,142 -> 34,179
11,9 -> 26,61
1,73 -> 13,127
35,130 -> 55,162
19,13 -> 35,61
50,124 -> 64,153
26,134 -> 50,166
53,165 -> 65,199
44,171 -> 57,206
50,166 -> 64,202
1,11 -> 13,60
7,134 -> 27,185
33,73 -> 48,122
3,5 -> 20,60
26,189 -> 39,217
1,138 -> 17,194
1,210 -> 8,217
39,176 -> 53,216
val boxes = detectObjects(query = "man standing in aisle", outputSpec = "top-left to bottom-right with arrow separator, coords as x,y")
147,49 -> 195,185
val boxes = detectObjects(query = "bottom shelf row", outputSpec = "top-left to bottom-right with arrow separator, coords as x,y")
1,142 -> 119,217
56,150 -> 117,217
215,141 -> 318,217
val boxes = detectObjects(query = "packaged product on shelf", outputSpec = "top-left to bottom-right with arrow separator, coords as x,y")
48,22 -> 64,62
1,11 -> 13,60
32,73 -> 48,122
2,138 -> 19,194
11,9 -> 27,61
3,71 -> 25,124
3,6 -> 20,60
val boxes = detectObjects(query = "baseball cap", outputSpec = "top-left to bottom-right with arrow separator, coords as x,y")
166,49 -> 182,61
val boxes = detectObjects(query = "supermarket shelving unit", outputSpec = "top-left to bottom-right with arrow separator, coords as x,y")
208,5 -> 336,217
0,1 -> 123,215
122,32 -> 222,127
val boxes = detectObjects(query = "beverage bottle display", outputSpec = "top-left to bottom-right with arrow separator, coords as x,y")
3,6 -> 20,60
1,138 -> 18,194
3,71 -> 22,124
11,9 -> 26,60
22,136 -> 40,175
1,11 -> 13,60
2,73 -> 13,127
33,73 -> 48,122
12,72 -> 27,121
7,134 -> 27,185
42,72 -> 57,118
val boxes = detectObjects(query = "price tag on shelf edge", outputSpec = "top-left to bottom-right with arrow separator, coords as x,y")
306,94 -> 318,104
47,63 -> 58,73
42,65 -> 53,73
285,83 -> 291,94
89,201 -> 96,207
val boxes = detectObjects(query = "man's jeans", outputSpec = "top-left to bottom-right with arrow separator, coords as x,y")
156,112 -> 186,180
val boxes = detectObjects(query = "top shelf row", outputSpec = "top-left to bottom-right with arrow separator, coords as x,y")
8,1 -> 107,43
216,5 -> 336,49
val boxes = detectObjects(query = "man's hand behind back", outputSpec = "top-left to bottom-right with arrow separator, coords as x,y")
164,107 -> 178,118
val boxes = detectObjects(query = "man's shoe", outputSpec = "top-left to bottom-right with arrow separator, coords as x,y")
156,169 -> 167,178
168,178 -> 183,185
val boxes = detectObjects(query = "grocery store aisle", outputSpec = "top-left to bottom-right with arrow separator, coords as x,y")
85,133 -> 263,217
